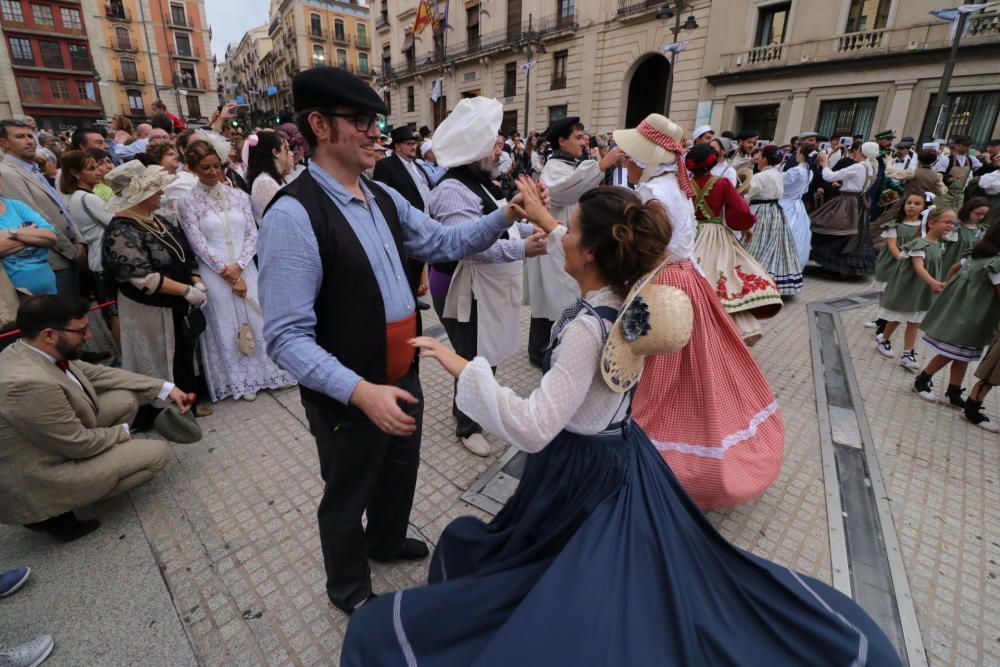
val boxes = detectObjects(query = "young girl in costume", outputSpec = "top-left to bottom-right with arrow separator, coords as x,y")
965,325 -> 1000,432
687,143 -> 783,346
876,207 -> 957,371
744,145 -> 803,295
942,197 -> 991,271
341,175 -> 900,667
867,193 -> 926,334
914,221 -> 1000,430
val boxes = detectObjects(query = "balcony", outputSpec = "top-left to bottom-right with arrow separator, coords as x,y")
615,0 -> 660,17
165,13 -> 192,29
168,44 -> 201,60
106,5 -> 131,21
310,28 -> 326,40
121,104 -> 146,117
115,69 -> 147,84
713,17 -> 1000,79
375,15 -> 389,31
355,34 -> 370,49
333,31 -> 349,45
112,37 -> 138,52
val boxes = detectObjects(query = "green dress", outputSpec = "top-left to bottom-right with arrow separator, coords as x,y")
921,255 -> 1000,358
873,220 -> 921,285
941,223 -> 986,274
878,237 -> 944,317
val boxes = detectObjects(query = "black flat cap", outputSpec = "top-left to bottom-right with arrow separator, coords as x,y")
736,129 -> 759,140
293,66 -> 388,114
418,125 -> 431,138
951,134 -> 973,145
390,124 -> 420,144
545,116 -> 581,143
989,138 -> 1000,146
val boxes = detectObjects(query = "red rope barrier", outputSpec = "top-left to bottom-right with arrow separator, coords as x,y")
0,300 -> 117,339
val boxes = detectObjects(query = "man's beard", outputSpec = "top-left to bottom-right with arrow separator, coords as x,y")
476,157 -> 500,179
55,335 -> 85,361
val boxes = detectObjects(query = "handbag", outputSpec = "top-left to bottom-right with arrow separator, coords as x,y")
233,294 -> 262,356
180,306 -> 206,340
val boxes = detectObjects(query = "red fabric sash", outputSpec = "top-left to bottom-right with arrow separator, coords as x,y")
385,312 -> 418,385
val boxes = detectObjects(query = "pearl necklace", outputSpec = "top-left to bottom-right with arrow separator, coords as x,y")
126,212 -> 186,263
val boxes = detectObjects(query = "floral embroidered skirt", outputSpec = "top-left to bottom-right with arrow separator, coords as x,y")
694,222 -> 783,320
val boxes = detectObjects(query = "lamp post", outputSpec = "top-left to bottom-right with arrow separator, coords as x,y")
519,14 -> 546,138
657,1 -> 699,116
929,7 -> 971,140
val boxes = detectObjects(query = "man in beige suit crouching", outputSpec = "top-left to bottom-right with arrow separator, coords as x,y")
0,296 -> 194,542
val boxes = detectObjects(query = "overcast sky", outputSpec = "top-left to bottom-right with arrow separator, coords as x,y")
206,0 -> 272,61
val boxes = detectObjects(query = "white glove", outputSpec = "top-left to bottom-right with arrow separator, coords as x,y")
184,285 -> 207,308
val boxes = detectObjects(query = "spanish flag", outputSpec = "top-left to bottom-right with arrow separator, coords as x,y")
412,0 -> 433,34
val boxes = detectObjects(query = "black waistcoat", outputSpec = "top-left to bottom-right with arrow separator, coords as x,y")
266,169 -> 420,417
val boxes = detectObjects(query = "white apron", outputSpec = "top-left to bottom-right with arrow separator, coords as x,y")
443,197 -> 524,366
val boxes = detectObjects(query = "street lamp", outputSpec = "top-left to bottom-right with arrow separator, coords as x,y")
519,14 -> 546,138
657,1 -> 699,116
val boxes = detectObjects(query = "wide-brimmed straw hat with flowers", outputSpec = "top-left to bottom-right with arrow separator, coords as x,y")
104,160 -> 178,213
601,263 -> 694,393
612,113 -> 692,195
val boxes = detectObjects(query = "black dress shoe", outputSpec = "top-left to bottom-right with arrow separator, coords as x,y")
369,538 -> 430,563
25,511 -> 100,542
79,350 -> 112,363
343,593 -> 379,616
416,301 -> 430,311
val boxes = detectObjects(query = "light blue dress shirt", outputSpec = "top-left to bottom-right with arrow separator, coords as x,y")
258,161 -> 510,405
113,138 -> 149,161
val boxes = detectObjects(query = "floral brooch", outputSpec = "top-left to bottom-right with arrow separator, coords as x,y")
620,296 -> 651,342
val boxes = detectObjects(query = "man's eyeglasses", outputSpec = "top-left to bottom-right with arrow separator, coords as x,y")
52,326 -> 89,336
318,111 -> 383,133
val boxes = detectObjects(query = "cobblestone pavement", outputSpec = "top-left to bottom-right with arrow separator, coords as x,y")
2,272 -> 997,665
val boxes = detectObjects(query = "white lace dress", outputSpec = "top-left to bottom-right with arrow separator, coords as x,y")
178,182 -> 296,401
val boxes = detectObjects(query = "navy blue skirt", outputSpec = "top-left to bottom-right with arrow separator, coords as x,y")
342,423 -> 900,666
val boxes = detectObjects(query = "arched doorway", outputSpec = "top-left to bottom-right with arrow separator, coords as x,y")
625,54 -> 670,128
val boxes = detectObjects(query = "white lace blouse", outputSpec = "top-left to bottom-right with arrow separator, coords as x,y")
251,172 -> 283,225
456,226 -> 629,453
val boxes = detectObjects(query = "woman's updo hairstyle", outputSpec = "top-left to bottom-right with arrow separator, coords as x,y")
685,142 -> 719,176
184,140 -> 218,169
576,187 -> 672,298
760,144 -> 784,166
246,130 -> 287,188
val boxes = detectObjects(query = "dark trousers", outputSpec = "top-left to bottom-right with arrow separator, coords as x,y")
431,293 -> 493,439
54,267 -> 78,297
528,317 -> 553,366
303,370 -> 422,611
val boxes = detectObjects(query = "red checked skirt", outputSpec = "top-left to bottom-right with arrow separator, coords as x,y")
631,260 -> 785,509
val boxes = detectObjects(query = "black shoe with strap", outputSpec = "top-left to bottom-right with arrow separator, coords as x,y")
368,538 -> 430,563
944,384 -> 966,410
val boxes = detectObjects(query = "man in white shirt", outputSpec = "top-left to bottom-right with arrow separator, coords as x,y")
0,296 -> 193,542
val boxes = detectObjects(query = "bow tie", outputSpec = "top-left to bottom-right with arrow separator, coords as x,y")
56,359 -> 69,372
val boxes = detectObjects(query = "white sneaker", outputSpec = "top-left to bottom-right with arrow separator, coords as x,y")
912,382 -> 936,402
863,320 -> 878,329
242,393 -> 257,402
876,338 -> 894,358
461,433 -> 491,457
0,634 -> 54,667
899,351 -> 921,372
962,408 -> 1000,433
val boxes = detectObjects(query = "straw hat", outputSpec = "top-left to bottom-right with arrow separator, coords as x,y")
612,114 -> 693,195
432,96 -> 503,168
104,160 -> 178,213
600,266 -> 694,393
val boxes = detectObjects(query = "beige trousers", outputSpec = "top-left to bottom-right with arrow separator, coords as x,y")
94,390 -> 171,500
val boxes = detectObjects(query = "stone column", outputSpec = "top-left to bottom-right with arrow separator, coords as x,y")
884,80 -> 917,137
781,89 -> 809,138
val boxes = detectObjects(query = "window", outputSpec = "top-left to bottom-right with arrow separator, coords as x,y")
755,2 -> 790,46
169,3 -> 186,26
30,3 -> 52,27
548,104 -> 567,123
737,104 -> 780,141
384,90 -> 391,116
175,33 -> 191,57
502,110 -> 518,136
334,19 -> 345,43
115,26 -> 131,49
312,44 -> 325,66
186,94 -> 200,118
16,75 -> 41,99
817,98 -> 877,139
406,85 -> 414,112
920,91 -> 1000,150
179,64 -> 196,88
67,43 -> 91,70
557,0 -> 575,21
1,0 -> 24,22
38,40 -> 62,68
381,44 -> 391,75
121,59 -> 138,81
466,4 -> 480,47
75,79 -> 96,101
59,7 -> 81,30
127,89 -> 143,112
358,52 -> 369,74
503,61 -> 516,98
49,78 -> 70,100
336,48 -> 347,68
310,13 -> 322,37
845,0 -> 891,33
551,50 -> 567,90
357,23 -> 368,48
9,37 -> 32,64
